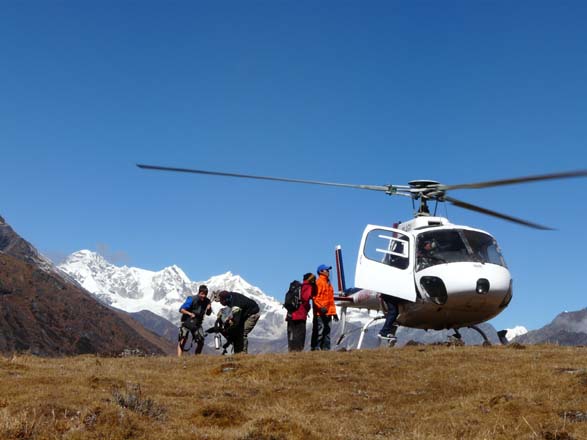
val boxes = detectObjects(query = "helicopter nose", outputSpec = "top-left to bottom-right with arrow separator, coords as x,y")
476,278 -> 490,294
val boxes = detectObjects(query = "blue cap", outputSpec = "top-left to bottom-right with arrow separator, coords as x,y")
317,264 -> 332,274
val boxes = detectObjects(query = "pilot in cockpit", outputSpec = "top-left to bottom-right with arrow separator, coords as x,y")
418,240 -> 434,256
417,239 -> 437,270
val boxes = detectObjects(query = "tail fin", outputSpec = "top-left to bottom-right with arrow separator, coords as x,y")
335,245 -> 348,347
335,245 -> 346,294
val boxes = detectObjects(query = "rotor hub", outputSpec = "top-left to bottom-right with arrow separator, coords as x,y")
408,180 -> 445,201
408,180 -> 440,189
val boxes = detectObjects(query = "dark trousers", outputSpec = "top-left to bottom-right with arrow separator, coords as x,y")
380,295 -> 398,337
287,320 -> 306,352
194,332 -> 204,354
234,313 -> 260,354
178,326 -> 205,355
311,315 -> 332,351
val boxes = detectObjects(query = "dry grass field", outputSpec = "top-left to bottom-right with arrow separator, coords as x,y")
1,344 -> 587,440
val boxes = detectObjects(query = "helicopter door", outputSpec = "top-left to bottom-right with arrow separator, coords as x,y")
355,225 -> 417,302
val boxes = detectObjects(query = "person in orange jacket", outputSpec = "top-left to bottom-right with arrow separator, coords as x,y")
311,264 -> 339,350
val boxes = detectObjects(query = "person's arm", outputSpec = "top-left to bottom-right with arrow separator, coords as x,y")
328,287 -> 338,318
300,284 -> 311,303
301,284 -> 313,312
180,308 -> 196,318
179,297 -> 195,318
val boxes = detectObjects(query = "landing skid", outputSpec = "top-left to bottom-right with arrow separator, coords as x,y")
451,328 -> 462,341
357,315 -> 386,349
336,312 -> 388,350
449,325 -> 492,346
469,325 -> 491,346
337,306 -> 497,349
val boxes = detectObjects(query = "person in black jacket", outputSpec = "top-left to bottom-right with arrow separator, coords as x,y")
215,290 -> 260,353
177,285 -> 212,356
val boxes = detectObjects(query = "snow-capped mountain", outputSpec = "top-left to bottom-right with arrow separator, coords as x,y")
58,250 -> 287,344
505,326 -> 528,341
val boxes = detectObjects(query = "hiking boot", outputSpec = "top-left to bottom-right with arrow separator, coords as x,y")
378,334 -> 397,346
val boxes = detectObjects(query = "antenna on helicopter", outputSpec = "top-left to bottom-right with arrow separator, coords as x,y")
137,164 -> 587,230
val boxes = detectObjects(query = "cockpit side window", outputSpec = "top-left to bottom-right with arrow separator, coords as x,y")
363,229 -> 410,270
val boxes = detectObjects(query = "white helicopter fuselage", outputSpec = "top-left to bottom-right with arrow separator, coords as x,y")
400,262 -> 511,329
338,216 -> 512,330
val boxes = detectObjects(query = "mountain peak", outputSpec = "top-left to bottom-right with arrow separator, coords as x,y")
205,271 -> 247,287
161,264 -> 189,280
64,249 -> 113,270
215,270 -> 235,279
505,326 -> 528,341
66,249 -> 103,261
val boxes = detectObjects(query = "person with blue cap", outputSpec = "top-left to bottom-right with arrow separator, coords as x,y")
311,264 -> 338,350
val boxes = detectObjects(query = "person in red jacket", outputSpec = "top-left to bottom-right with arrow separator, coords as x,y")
311,264 -> 338,351
286,272 -> 316,352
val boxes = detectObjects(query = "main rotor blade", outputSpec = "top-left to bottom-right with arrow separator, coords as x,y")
443,196 -> 554,230
442,169 -> 587,191
137,163 -> 396,193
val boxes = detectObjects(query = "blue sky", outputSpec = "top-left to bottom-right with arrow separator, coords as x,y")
2,1 -> 586,332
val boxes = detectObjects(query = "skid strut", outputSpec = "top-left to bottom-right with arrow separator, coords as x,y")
469,325 -> 491,345
357,315 -> 386,349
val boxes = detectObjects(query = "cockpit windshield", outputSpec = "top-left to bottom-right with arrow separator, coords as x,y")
416,229 -> 507,271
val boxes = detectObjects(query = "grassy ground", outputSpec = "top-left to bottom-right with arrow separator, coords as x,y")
1,344 -> 587,439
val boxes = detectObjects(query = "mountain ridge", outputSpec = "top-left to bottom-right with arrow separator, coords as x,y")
513,308 -> 587,345
0,217 -> 175,356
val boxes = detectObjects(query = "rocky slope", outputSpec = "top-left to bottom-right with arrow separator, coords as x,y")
513,309 -> 587,345
0,217 -> 174,356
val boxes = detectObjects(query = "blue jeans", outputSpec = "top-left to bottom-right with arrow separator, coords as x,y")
311,315 -> 332,350
379,295 -> 398,337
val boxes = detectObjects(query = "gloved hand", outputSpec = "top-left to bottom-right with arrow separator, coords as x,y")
320,307 -> 328,315
333,314 -> 339,322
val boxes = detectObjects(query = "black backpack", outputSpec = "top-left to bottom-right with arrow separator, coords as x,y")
283,280 -> 302,313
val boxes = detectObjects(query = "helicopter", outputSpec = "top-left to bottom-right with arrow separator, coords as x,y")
137,164 -> 587,347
